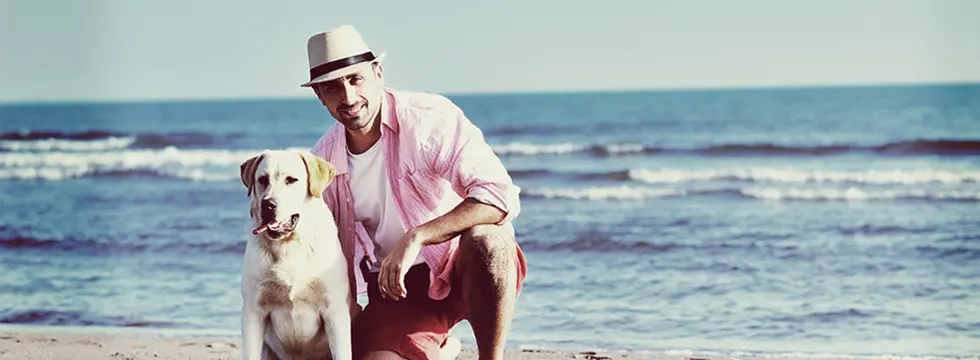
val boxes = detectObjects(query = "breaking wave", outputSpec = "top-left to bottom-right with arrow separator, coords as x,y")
615,168 -> 980,185
0,235 -> 244,255
522,185 -> 980,202
491,139 -> 980,157
0,146 -> 306,181
510,167 -> 980,185
0,130 -> 243,152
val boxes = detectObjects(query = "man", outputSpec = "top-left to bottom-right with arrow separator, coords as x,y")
303,25 -> 528,360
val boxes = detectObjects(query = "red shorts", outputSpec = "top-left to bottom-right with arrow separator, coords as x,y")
352,249 -> 526,360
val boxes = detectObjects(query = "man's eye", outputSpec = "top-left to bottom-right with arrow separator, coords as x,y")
285,176 -> 298,185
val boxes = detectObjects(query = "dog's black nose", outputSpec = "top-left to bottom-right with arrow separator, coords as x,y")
261,198 -> 277,213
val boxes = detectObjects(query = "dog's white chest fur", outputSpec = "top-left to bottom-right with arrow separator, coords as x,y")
241,207 -> 351,360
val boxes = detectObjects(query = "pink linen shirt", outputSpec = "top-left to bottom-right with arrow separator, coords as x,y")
310,87 -> 521,300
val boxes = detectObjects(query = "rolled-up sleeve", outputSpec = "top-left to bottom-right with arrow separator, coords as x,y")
430,103 -> 521,225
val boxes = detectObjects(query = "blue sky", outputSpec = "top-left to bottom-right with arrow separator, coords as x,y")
2,0 -> 978,103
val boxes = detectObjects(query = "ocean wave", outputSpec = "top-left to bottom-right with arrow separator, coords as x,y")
0,130 -> 243,151
0,310 -> 178,328
621,168 -> 980,185
492,142 -> 641,155
491,139 -> 980,157
835,224 -> 937,236
508,167 -> 980,185
740,187 -> 980,202
770,308 -> 876,324
522,185 -> 980,202
0,235 -> 244,255
0,147 -> 305,181
513,229 -> 802,254
519,231 -> 690,253
0,130 -> 120,141
0,136 -> 136,152
0,167 -> 238,182
915,246 -> 980,260
522,185 -> 688,200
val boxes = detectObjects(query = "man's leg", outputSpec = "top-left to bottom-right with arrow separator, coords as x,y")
358,339 -> 460,360
455,224 -> 523,360
353,257 -> 464,360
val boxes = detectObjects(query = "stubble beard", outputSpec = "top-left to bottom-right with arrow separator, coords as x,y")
341,104 -> 379,133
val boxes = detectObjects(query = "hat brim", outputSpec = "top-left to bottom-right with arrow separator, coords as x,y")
300,52 -> 386,87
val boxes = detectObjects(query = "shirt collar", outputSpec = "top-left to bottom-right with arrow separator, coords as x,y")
379,87 -> 398,134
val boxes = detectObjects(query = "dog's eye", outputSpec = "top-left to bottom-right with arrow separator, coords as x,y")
285,176 -> 298,185
258,176 -> 269,186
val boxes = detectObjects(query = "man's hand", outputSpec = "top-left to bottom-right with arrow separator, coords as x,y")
377,228 -> 425,300
375,198 -> 505,300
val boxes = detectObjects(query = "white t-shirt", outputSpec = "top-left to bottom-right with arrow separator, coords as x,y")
347,135 -> 425,272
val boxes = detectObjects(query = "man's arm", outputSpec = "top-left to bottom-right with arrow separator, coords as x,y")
408,197 -> 505,246
427,99 -> 522,228
375,98 -> 520,300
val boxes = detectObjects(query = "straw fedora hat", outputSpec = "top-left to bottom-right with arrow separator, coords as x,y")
300,25 -> 386,87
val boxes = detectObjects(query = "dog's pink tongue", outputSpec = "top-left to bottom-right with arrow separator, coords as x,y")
252,223 -> 268,235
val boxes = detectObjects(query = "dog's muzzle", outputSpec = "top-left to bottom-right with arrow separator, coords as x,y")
253,213 -> 300,238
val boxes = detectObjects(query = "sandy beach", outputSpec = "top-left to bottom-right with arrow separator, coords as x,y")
0,330 -> 676,360
0,330 -> 643,360
0,329 -> 872,360
0,331 -> 656,360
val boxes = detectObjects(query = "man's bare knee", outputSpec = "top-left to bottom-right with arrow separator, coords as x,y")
459,225 -> 517,278
361,350 -> 406,360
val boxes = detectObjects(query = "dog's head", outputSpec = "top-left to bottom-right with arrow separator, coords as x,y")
239,150 -> 336,239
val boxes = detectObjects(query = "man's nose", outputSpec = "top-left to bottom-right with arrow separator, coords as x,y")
341,84 -> 357,104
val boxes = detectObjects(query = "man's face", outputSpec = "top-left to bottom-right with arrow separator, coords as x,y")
312,63 -> 384,132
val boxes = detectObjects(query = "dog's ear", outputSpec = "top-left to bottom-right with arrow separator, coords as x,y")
239,154 -> 264,197
300,152 -> 336,198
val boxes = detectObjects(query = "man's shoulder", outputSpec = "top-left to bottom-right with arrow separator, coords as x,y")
389,88 -> 458,113
309,123 -> 344,159
388,88 -> 465,133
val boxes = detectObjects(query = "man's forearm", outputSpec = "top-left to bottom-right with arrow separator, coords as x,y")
412,197 -> 506,246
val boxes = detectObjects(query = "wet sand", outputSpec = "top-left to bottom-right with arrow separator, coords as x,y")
0,330 -> 882,360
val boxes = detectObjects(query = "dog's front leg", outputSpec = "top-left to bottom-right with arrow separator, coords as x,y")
241,305 -> 266,360
323,309 -> 353,360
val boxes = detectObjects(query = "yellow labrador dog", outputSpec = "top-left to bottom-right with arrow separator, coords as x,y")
238,149 -> 353,360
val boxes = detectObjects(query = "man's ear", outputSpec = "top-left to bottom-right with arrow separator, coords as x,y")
239,154 -> 264,197
372,62 -> 384,80
300,152 -> 336,198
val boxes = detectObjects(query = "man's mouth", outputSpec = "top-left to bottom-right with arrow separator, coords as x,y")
339,104 -> 365,118
252,213 -> 300,237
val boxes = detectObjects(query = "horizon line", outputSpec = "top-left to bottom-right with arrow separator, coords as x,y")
2,79 -> 978,106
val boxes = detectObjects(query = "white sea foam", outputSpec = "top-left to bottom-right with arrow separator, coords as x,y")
600,143 -> 646,154
0,146 -> 307,181
491,142 -> 586,155
741,187 -> 980,202
627,168 -> 980,185
0,136 -> 137,152
490,142 -> 647,155
522,185 -> 980,202
523,185 -> 687,200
